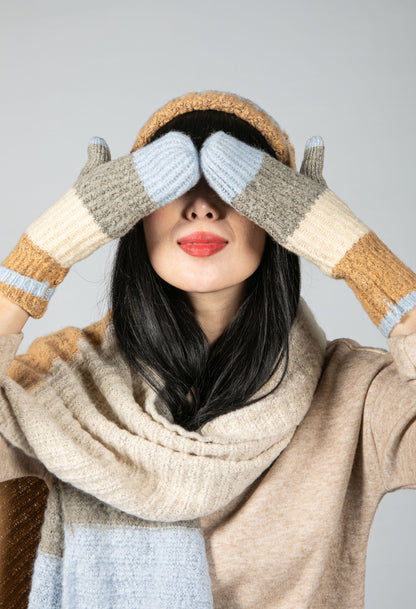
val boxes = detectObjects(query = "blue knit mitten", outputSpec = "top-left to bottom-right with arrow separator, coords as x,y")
200,131 -> 416,337
0,132 -> 200,318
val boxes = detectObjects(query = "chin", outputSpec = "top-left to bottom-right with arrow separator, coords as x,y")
176,282 -> 229,294
163,274 -> 233,293
159,269 -> 229,292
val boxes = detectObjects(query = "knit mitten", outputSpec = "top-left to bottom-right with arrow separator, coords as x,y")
201,131 -> 416,337
0,132 -> 200,319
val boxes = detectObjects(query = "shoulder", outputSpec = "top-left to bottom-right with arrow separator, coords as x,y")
324,336 -> 391,368
318,332 -> 416,411
8,312 -> 113,389
317,336 -> 396,399
323,333 -> 416,385
325,338 -> 392,362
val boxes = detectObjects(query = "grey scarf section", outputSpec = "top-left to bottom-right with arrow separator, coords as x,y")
1,298 -> 326,522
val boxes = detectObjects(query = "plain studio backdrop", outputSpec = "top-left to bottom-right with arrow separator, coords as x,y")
1,0 -> 416,605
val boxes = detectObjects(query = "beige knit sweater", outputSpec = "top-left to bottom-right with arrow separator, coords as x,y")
1,309 -> 416,608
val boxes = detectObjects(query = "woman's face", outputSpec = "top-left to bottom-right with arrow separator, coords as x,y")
142,176 -> 267,296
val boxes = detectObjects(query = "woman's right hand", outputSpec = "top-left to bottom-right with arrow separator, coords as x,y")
0,132 -> 200,319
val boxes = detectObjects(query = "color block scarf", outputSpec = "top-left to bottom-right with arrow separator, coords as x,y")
0,298 -> 327,608
1,298 -> 326,523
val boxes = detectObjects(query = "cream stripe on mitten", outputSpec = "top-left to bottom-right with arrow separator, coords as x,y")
0,132 -> 200,318
201,131 -> 416,337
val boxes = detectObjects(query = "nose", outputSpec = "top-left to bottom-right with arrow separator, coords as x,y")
184,179 -> 224,221
185,198 -> 220,221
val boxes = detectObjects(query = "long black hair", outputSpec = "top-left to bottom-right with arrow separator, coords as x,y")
111,110 -> 300,432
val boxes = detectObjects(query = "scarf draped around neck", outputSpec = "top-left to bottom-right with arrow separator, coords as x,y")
0,298 -> 326,522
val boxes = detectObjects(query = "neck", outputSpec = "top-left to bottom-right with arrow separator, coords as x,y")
187,284 -> 246,346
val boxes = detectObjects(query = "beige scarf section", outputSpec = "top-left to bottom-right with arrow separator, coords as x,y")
1,298 -> 326,522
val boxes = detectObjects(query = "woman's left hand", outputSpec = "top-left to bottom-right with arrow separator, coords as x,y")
200,131 -> 416,338
200,130 -> 369,279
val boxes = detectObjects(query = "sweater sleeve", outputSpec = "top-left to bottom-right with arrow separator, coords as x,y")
0,334 -> 51,485
367,331 -> 416,493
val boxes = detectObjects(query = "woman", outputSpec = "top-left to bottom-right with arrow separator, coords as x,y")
0,90 -> 415,609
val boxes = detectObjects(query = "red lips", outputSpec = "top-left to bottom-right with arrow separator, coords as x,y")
178,232 -> 228,257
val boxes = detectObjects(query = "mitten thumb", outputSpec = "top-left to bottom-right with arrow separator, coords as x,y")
77,136 -> 111,179
299,136 -> 327,187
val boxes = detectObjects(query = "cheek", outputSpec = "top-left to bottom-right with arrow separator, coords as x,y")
142,211 -> 170,260
239,222 -> 267,264
142,200 -> 182,254
142,221 -> 156,256
142,215 -> 178,281
143,213 -> 161,247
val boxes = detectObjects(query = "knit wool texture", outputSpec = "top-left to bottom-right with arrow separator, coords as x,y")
0,298 -> 326,608
0,132 -> 200,318
200,130 -> 416,337
130,90 -> 297,169
0,90 -> 297,321
0,298 -> 325,522
1,86 -> 415,333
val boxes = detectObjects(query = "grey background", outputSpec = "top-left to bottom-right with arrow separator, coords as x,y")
1,0 -> 415,605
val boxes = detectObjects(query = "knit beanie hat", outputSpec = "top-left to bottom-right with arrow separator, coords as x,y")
129,90 -> 297,170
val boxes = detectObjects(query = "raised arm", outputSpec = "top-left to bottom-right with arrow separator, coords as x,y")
0,133 -> 200,321
390,308 -> 416,336
200,131 -> 416,339
0,294 -> 29,335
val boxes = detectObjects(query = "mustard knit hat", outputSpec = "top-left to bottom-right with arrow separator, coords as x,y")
130,90 -> 297,170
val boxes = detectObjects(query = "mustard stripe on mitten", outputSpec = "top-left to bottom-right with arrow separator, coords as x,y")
200,131 -> 416,337
0,132 -> 200,318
